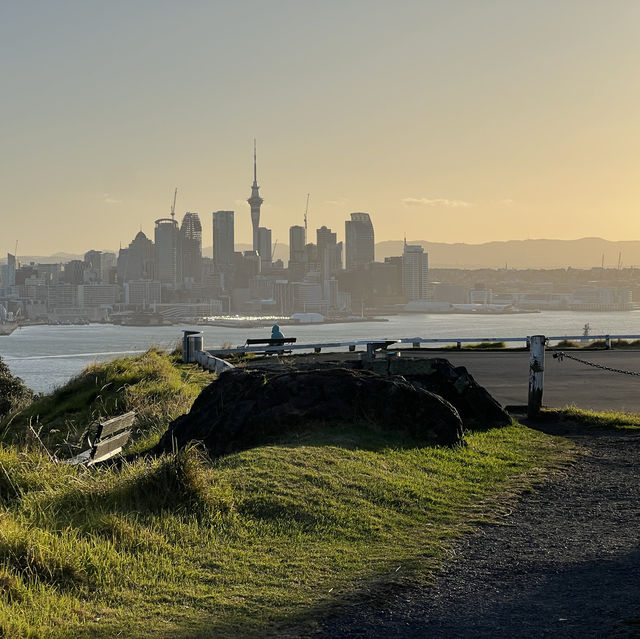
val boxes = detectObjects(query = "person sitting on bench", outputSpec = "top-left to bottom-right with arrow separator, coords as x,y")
271,324 -> 284,339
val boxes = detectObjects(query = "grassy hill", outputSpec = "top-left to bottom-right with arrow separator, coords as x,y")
0,350 -> 575,637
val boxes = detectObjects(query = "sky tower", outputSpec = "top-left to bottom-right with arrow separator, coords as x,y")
247,139 -> 263,252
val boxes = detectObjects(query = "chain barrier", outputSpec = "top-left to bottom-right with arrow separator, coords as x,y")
552,351 -> 640,377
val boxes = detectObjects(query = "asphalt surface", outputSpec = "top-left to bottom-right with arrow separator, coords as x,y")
428,350 -> 640,413
269,349 -> 640,413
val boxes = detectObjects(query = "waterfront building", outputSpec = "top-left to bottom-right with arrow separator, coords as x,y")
402,242 -> 429,300
293,281 -> 325,313
345,212 -> 375,270
47,283 -> 78,309
77,283 -> 118,307
124,280 -> 162,308
247,140 -> 263,252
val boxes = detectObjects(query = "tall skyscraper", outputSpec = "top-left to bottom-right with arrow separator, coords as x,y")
288,225 -> 307,282
345,212 -> 375,270
1,253 -> 17,288
289,225 -> 306,264
316,226 -> 342,276
247,139 -> 263,252
212,211 -> 235,268
180,212 -> 203,283
117,231 -> 155,283
257,227 -> 272,269
154,218 -> 179,287
402,241 -> 429,300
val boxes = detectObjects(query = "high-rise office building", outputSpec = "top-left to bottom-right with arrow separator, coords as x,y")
154,218 -> 179,287
247,140 -> 263,252
288,225 -> 307,281
84,250 -> 103,281
402,242 -> 429,300
316,226 -> 342,277
117,231 -> 155,283
257,227 -> 272,269
1,253 -> 16,288
289,226 -> 306,264
213,211 -> 235,268
345,212 -> 375,270
180,212 -> 202,283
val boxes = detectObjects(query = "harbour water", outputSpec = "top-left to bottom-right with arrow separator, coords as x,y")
2,311 -> 640,394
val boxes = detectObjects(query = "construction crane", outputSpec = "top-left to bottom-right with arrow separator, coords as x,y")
304,193 -> 310,239
170,187 -> 178,221
272,239 -> 278,260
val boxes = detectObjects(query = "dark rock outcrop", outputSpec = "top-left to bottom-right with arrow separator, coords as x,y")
247,356 -> 512,430
384,358 -> 512,429
157,367 -> 464,456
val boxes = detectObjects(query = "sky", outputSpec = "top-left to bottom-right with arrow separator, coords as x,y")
1,0 -> 639,257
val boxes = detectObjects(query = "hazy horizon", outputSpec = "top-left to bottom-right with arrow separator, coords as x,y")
2,1 -> 639,256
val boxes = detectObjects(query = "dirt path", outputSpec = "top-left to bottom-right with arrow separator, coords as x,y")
315,422 -> 640,638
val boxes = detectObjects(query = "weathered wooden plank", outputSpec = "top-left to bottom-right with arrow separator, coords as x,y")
89,429 -> 132,465
96,411 -> 136,439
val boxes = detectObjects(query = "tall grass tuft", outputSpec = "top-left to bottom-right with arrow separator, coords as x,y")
0,348 -> 212,456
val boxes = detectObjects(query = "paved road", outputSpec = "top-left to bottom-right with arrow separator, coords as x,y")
432,350 -> 640,413
278,349 -> 640,413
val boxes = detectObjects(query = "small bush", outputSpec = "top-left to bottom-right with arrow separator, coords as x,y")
556,339 -> 578,348
0,357 -> 33,420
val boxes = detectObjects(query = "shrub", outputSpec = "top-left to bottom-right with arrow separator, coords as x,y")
0,357 -> 33,420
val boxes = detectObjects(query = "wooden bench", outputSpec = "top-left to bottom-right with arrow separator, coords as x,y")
66,411 -> 136,466
245,338 -> 297,346
365,340 -> 397,358
244,337 -> 297,355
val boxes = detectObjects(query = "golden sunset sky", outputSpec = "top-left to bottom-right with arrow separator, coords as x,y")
1,1 -> 639,256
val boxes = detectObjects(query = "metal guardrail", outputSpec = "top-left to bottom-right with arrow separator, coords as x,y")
206,339 -> 395,356
192,332 -> 640,419
204,334 -> 640,357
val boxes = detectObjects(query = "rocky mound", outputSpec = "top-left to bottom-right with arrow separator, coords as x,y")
157,367 -> 464,457
384,358 -> 512,429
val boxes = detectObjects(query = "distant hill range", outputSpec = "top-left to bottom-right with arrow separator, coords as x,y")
375,238 -> 640,269
7,238 -> 640,270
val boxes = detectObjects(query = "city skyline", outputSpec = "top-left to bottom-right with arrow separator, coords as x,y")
2,1 -> 640,256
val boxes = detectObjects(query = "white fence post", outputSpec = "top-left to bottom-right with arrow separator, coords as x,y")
528,335 -> 546,418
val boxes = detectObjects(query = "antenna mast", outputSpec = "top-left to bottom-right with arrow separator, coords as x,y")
170,187 -> 178,221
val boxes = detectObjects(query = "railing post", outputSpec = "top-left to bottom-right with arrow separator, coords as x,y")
528,335 -> 545,418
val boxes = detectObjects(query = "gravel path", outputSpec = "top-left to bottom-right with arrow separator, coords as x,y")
315,422 -> 640,639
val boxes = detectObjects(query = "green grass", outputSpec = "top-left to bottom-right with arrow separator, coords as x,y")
0,349 -> 579,637
0,348 -> 213,457
541,406 -> 640,430
0,423 -> 574,638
